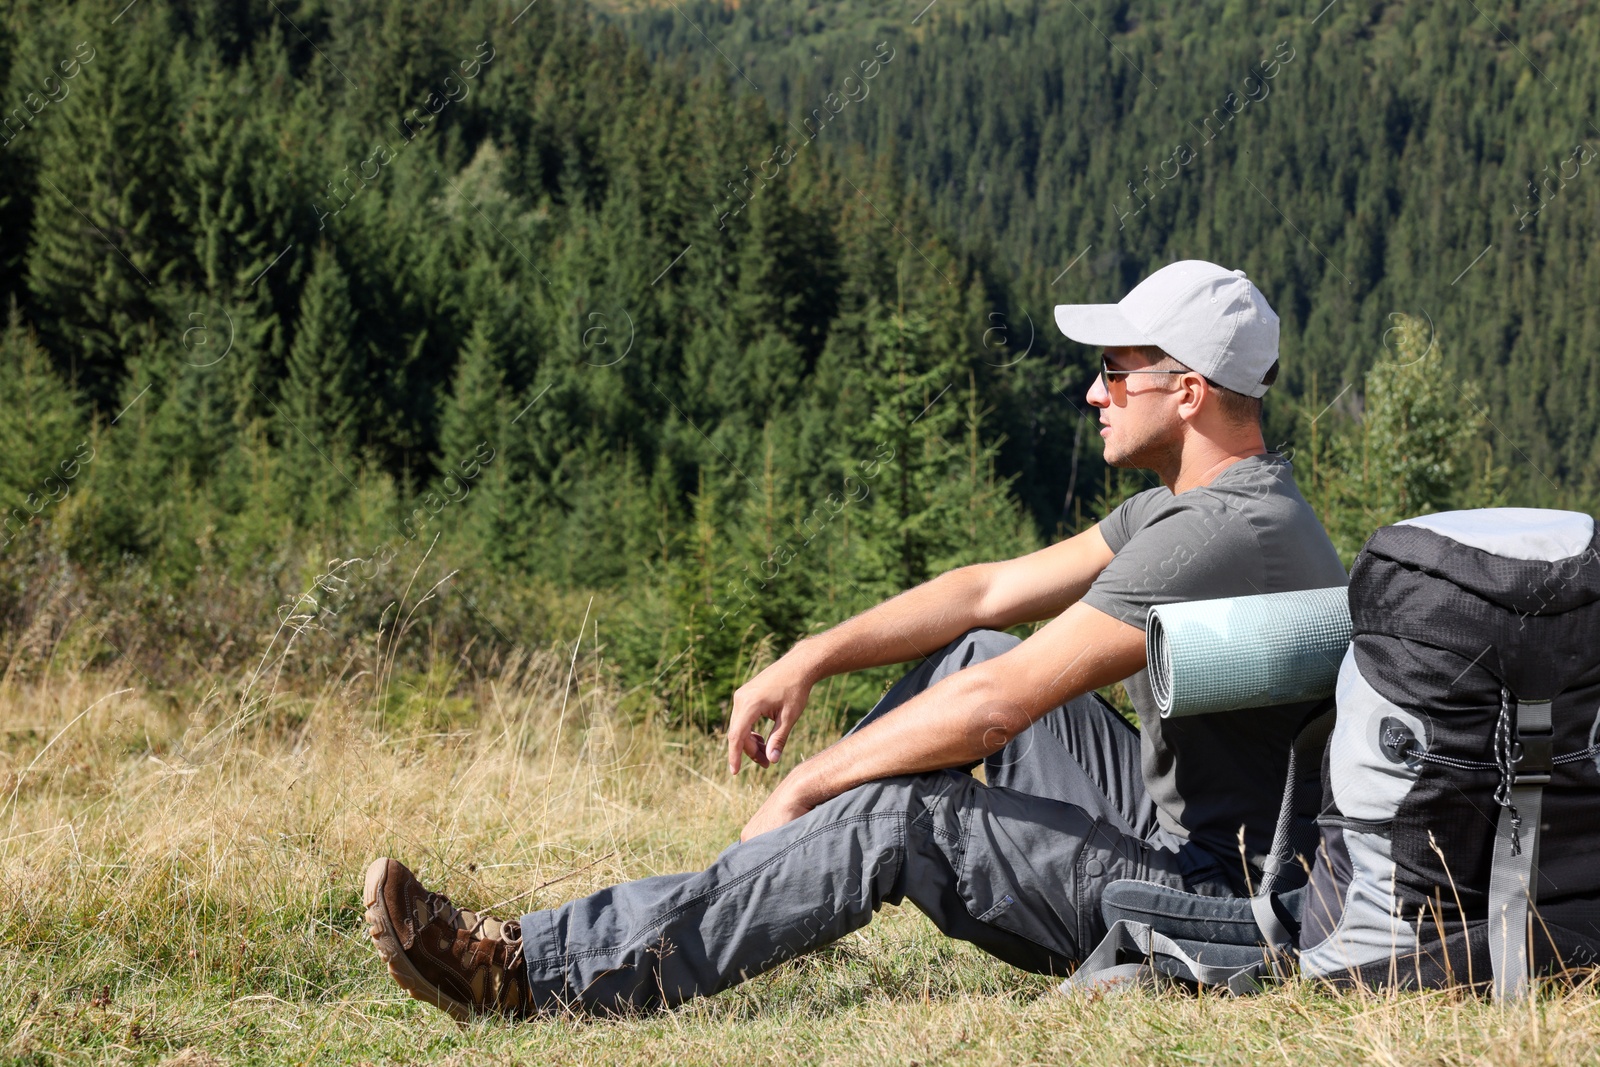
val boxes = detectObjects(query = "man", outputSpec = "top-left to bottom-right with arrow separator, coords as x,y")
363,259 -> 1348,1019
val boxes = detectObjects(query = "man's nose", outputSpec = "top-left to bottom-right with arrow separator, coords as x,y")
1086,371 -> 1110,408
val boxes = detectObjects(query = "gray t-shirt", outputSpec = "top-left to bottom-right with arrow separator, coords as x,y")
1080,452 -> 1347,875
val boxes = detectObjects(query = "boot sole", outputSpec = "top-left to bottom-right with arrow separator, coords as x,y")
363,857 -> 472,1023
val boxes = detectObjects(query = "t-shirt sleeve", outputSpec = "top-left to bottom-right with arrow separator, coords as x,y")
1082,496 -> 1263,630
1095,486 -> 1169,553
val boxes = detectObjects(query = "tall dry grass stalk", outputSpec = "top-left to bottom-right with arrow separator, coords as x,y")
1,649 -> 1597,1064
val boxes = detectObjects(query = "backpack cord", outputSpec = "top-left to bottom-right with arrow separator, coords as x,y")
1492,687 -> 1524,855
1379,692 -> 1600,858
1390,741 -> 1600,771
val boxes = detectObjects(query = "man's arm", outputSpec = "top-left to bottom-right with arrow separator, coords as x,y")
726,524 -> 1117,772
738,599 -> 1147,840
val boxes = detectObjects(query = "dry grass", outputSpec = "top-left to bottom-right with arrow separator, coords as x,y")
1,647 -> 1598,1066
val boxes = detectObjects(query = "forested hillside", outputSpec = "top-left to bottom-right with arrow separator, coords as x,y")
0,0 -> 1585,723
609,0 -> 1600,499
0,0 -> 1054,717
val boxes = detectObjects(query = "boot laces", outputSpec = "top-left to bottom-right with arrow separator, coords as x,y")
424,891 -> 524,966
424,890 -> 464,928
501,920 -> 525,968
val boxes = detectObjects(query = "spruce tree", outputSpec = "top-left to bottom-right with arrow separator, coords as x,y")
1361,316 -> 1486,521
437,321 -> 504,475
834,300 -> 970,604
24,12 -> 180,409
280,246 -> 361,516
1307,315 -> 1497,558
168,57 -> 288,389
0,302 -> 85,546
283,247 -> 360,453
431,321 -> 509,566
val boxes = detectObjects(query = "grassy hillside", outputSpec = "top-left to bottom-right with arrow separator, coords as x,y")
3,658 -> 1598,1064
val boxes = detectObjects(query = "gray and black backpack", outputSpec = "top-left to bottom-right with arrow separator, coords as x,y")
1067,508 -> 1600,1000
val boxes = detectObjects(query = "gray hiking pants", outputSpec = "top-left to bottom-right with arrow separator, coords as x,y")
517,628 -> 1237,1013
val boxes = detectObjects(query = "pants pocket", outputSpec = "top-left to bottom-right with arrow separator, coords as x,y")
954,782 -> 1106,960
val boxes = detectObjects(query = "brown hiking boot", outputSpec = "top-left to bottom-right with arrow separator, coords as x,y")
363,857 -> 536,1020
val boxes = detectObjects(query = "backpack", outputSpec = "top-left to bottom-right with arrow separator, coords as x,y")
1064,508 -> 1600,1001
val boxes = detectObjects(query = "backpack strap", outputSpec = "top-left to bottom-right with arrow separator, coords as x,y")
1248,739 -> 1306,952
1488,694 -> 1552,1003
1060,918 -> 1280,996
1249,890 -> 1294,953
1251,704 -> 1334,951
1061,705 -> 1331,997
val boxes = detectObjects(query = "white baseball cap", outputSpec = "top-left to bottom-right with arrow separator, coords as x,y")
1053,260 -> 1280,398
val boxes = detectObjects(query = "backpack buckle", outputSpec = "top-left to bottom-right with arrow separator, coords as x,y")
1513,728 -> 1553,785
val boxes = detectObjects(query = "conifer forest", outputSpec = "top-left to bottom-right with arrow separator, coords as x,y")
1,0 -> 1596,721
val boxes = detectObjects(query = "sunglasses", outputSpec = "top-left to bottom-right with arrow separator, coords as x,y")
1099,356 -> 1190,391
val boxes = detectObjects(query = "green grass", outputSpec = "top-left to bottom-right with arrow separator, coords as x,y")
1,657 -> 1597,1065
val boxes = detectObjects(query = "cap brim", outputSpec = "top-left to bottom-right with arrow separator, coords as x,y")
1052,303 -> 1154,347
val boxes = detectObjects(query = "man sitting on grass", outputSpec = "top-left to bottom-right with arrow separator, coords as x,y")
363,259 -> 1348,1019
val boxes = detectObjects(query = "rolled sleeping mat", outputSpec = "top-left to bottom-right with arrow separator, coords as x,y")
1146,586 -> 1351,718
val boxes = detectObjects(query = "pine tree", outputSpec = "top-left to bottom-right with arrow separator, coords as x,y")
947,370 -> 1041,573
1307,315 -> 1497,558
834,299 -> 970,604
168,55 -> 288,393
437,321 -> 504,475
24,13 -> 180,409
279,246 -> 361,519
1362,315 -> 1487,520
0,302 -> 85,550
656,467 -> 745,731
429,320 -> 508,565
282,247 -> 361,460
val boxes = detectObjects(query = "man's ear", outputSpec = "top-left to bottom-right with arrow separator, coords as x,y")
1176,372 -> 1209,420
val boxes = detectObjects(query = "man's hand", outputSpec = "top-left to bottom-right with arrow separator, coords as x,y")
732,603 -> 1149,830
720,526 -> 1116,778
739,771 -> 817,841
726,654 -> 816,774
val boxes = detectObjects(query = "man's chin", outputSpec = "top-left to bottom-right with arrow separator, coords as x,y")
1104,443 -> 1159,472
